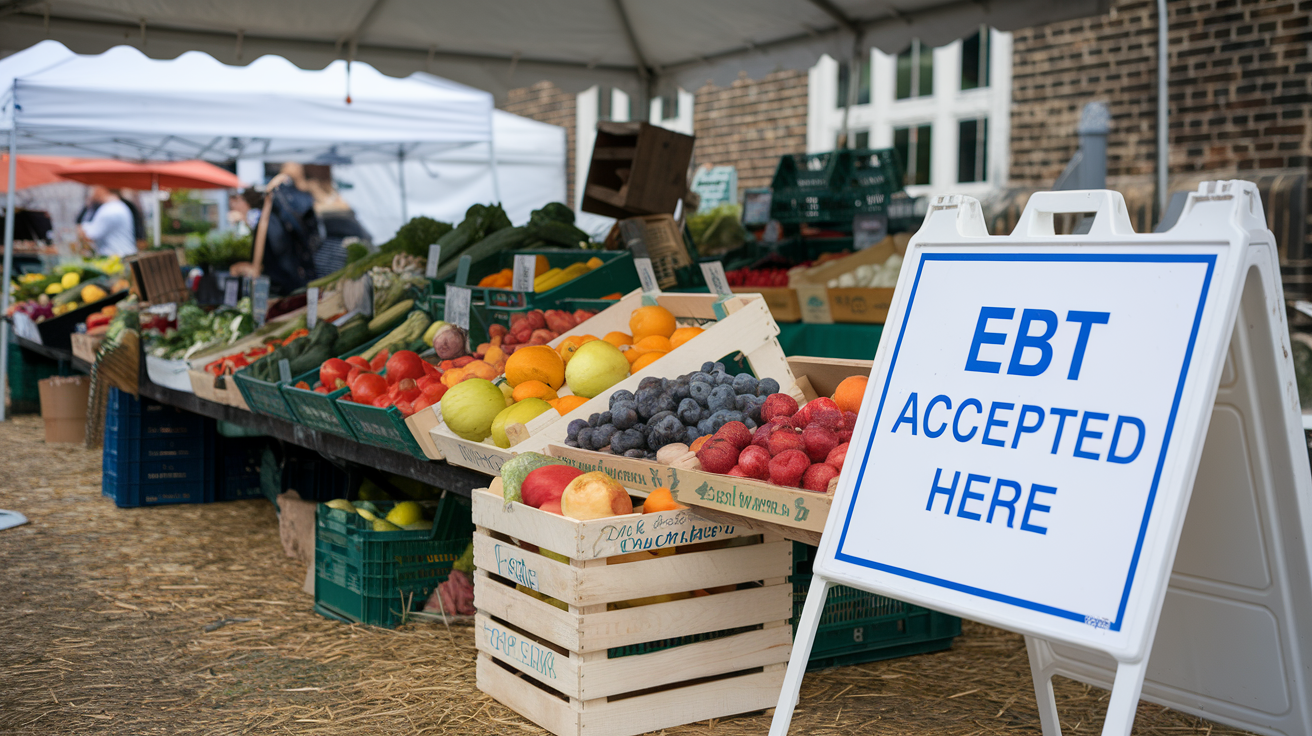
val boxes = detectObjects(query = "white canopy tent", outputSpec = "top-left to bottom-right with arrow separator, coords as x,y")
0,39 -> 499,420
0,0 -> 1108,102
337,110 -> 567,242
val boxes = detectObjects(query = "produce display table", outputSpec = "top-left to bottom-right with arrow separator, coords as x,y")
775,322 -> 883,360
15,335 -> 93,374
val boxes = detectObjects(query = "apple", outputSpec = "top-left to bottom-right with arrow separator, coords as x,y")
522,464 -> 583,509
560,471 -> 633,520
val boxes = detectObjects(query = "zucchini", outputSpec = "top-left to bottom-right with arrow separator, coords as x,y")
531,219 -> 590,248
368,299 -> 414,335
433,226 -> 530,282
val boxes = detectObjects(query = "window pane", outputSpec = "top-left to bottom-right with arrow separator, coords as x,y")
858,60 -> 871,105
854,131 -> 870,150
837,59 -> 872,107
961,31 -> 981,90
896,47 -> 913,100
915,124 -> 932,185
918,45 -> 934,97
894,127 -> 911,182
957,118 -> 988,183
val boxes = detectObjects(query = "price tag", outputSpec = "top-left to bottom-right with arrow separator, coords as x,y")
278,359 -> 292,384
634,257 -> 660,294
512,254 -> 536,292
699,261 -> 733,297
763,220 -> 783,244
252,276 -> 270,326
426,244 -> 441,279
223,278 -> 240,307
307,287 -> 319,329
852,213 -> 888,250
444,285 -> 471,330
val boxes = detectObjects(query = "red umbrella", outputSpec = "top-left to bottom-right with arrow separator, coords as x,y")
0,154 -> 88,193
53,159 -> 241,190
55,160 -> 242,246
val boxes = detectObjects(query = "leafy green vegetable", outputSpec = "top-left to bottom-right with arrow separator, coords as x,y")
345,242 -> 370,264
185,230 -> 253,269
381,216 -> 454,258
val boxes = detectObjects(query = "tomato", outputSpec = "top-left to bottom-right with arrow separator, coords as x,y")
422,382 -> 448,402
294,381 -> 310,390
420,360 -> 441,379
371,395 -> 392,408
347,366 -> 365,388
385,350 -> 426,385
352,372 -> 389,405
394,399 -> 415,417
320,358 -> 351,389
411,395 -> 435,414
345,355 -> 370,370
314,386 -> 331,394
393,377 -> 421,403
369,349 -> 389,372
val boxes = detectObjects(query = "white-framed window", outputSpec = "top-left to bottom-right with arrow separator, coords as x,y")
807,27 -> 1012,199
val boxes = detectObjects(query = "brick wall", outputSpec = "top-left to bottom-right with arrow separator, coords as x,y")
1009,0 -> 1312,294
690,70 -> 810,192
500,81 -> 578,205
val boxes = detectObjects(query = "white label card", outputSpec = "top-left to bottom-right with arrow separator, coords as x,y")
252,277 -> 270,326
223,278 -> 240,307
278,358 -> 292,384
513,255 -> 536,292
445,285 -> 471,330
426,244 -> 441,279
700,261 -> 733,297
633,257 -> 660,294
306,287 -> 319,329
822,249 -> 1220,639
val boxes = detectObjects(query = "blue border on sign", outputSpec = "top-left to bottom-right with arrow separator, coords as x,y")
833,252 -> 1217,631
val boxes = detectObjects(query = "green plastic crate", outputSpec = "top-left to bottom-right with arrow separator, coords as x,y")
7,344 -> 66,413
336,395 -> 428,459
280,334 -> 388,440
314,497 -> 472,628
232,364 -> 298,421
791,542 -> 960,671
770,148 -> 905,226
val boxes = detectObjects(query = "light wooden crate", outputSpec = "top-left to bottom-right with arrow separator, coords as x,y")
187,369 -> 249,410
545,356 -> 873,546
472,483 -> 793,736
430,290 -> 795,475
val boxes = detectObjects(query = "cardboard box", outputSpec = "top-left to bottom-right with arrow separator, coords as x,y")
789,235 -> 908,324
731,285 -> 801,322
37,375 -> 90,444
70,332 -> 103,364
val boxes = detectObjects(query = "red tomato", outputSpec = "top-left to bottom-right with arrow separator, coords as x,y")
345,355 -> 370,370
294,380 -> 310,390
395,399 -> 415,417
371,395 -> 392,408
369,349 -> 389,372
420,360 -> 441,378
422,382 -> 448,401
352,372 -> 389,405
320,358 -> 351,389
347,366 -> 366,388
394,377 -> 421,403
385,350 -> 426,385
314,386 -> 331,394
412,395 -> 435,413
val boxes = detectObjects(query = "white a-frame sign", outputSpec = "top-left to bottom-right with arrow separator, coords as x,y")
772,181 -> 1312,736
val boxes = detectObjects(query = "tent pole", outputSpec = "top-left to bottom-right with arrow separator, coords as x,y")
489,124 -> 502,205
0,128 -> 17,423
398,148 -> 408,224
151,173 -> 161,247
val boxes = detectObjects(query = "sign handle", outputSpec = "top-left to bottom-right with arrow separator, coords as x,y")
769,575 -> 831,736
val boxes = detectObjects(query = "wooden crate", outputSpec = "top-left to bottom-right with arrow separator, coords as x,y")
472,483 -> 792,736
428,290 -> 794,475
731,285 -> 801,323
623,214 -> 691,290
789,235 -> 908,324
125,250 -> 189,305
582,122 -> 695,219
70,332 -> 103,364
187,369 -> 249,410
544,356 -> 873,545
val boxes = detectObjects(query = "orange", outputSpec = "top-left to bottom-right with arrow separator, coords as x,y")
557,334 -> 598,364
513,380 -> 558,403
504,345 -> 565,390
630,351 -> 666,372
642,487 -> 687,514
629,305 -> 677,341
832,375 -> 868,414
632,335 -> 672,353
550,395 -> 589,415
603,331 -> 633,348
669,326 -> 704,349
624,347 -> 644,365
534,254 -> 550,276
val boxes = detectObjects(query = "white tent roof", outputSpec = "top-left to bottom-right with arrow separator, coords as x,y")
1,0 -> 1109,100
0,40 -> 493,162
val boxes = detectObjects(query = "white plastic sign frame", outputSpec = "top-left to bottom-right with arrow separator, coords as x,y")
773,182 -> 1312,736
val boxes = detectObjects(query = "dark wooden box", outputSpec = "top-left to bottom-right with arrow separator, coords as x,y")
581,121 -> 695,219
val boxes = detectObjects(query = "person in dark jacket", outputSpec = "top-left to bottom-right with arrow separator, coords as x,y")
229,163 -> 320,295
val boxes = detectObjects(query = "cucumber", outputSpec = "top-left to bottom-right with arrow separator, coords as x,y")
367,299 -> 414,335
332,322 -> 372,354
432,226 -> 530,282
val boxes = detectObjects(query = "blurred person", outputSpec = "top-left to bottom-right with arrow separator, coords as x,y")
303,164 -> 370,278
76,185 -> 137,257
116,189 -> 147,245
227,191 -> 252,235
228,163 -> 319,295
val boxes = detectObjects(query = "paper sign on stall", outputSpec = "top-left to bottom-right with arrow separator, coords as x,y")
445,285 -> 471,330
426,244 -> 441,279
773,183 -> 1312,736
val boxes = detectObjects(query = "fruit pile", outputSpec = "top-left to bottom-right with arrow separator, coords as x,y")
323,349 -> 448,417
323,498 -> 432,532
725,266 -> 791,287
564,361 -> 779,460
440,304 -> 706,449
477,255 -> 604,292
566,364 -> 871,494
481,307 -> 598,355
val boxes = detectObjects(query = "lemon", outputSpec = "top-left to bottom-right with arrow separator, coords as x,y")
61,272 -> 80,289
356,508 -> 379,521
44,283 -> 64,295
325,499 -> 356,514
372,519 -> 402,532
402,521 -> 432,531
385,501 -> 423,527
352,500 -> 381,516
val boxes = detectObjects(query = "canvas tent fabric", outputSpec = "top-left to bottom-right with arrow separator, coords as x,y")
1,40 -> 493,162
338,110 -> 567,242
0,0 -> 1109,100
